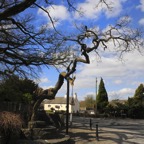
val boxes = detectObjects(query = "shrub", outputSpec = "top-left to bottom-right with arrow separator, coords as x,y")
0,111 -> 23,144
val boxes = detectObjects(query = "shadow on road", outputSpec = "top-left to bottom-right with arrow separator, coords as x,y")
66,117 -> 144,144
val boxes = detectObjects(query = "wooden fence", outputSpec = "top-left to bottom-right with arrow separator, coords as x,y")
0,102 -> 30,113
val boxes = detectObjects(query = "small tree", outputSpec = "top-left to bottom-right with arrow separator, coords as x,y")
85,95 -> 95,109
79,101 -> 86,108
107,100 -> 128,118
96,78 -> 108,113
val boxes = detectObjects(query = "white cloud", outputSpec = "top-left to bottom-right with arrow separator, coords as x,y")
35,77 -> 50,87
114,80 -> 122,84
119,88 -> 134,94
104,0 -> 124,18
109,88 -> 135,100
38,50 -> 144,100
47,5 -> 69,21
131,81 -> 143,86
40,77 -> 49,83
38,37 -> 144,100
139,18 -> 144,26
75,0 -> 126,19
36,1 -> 144,100
69,45 -> 144,100
117,16 -> 132,24
137,0 -> 144,12
75,0 -> 102,19
38,5 -> 70,27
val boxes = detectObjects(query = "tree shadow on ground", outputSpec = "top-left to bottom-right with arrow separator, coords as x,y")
99,129 -> 144,144
67,128 -> 96,144
66,126 -> 144,144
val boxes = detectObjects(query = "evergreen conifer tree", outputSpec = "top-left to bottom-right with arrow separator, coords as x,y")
96,78 -> 108,113
134,84 -> 144,100
127,84 -> 144,118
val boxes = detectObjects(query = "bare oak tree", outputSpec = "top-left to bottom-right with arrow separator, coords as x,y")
31,23 -> 143,120
0,1 -> 143,121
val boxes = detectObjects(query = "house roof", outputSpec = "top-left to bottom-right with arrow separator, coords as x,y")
44,97 -> 75,105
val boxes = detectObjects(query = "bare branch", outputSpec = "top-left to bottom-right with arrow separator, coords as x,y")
0,0 -> 36,20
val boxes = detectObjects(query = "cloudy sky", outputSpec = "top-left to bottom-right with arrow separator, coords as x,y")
36,0 -> 144,101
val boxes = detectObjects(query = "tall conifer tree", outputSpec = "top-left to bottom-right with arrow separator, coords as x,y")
96,78 -> 108,113
134,84 -> 144,100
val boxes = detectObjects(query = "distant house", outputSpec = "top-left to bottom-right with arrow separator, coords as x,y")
44,93 -> 79,113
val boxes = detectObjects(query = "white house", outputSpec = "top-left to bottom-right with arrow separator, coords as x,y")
44,93 -> 79,113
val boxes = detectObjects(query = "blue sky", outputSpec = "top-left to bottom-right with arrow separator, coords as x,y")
35,0 -> 144,101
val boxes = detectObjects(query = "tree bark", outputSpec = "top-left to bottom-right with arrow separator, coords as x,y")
30,73 -> 65,121
30,43 -> 91,121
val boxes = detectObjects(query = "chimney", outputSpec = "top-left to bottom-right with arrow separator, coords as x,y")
74,93 -> 77,99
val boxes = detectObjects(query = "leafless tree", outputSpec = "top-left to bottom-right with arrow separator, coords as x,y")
0,1 -> 143,121
0,0 -> 74,78
31,23 -> 143,120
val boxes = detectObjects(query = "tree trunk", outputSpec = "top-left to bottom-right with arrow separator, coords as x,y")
30,43 -> 90,121
30,73 -> 65,121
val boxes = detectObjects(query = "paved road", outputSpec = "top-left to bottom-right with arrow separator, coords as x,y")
67,116 -> 144,144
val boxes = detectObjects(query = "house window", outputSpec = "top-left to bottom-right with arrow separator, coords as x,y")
48,105 -> 51,107
55,105 -> 60,109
